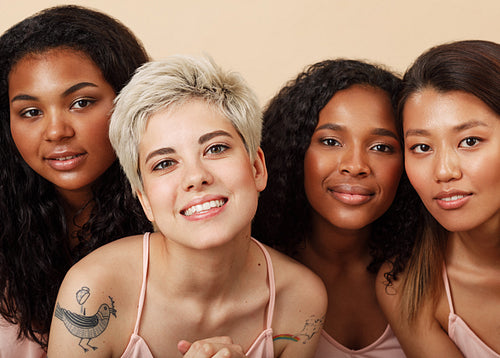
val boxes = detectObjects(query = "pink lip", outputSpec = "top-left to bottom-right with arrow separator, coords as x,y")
45,151 -> 87,171
328,184 -> 374,206
434,190 -> 472,210
180,195 -> 228,221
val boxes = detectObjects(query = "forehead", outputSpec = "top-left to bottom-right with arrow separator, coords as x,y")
403,89 -> 499,129
318,85 -> 395,129
9,49 -> 103,91
139,100 -> 240,150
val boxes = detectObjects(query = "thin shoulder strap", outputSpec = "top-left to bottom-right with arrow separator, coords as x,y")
251,238 -> 276,329
442,262 -> 455,314
133,232 -> 150,334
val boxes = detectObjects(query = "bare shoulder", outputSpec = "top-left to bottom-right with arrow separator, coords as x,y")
266,244 -> 327,307
47,234 -> 145,357
375,262 -> 464,358
263,244 -> 327,358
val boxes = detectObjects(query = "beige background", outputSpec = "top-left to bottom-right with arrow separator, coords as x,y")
1,0 -> 499,105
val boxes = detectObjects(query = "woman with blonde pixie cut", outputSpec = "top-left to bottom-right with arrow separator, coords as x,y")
48,55 -> 327,358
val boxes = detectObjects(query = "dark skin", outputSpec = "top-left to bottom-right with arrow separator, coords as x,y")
297,220 -> 387,349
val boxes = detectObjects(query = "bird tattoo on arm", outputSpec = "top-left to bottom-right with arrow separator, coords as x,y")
55,289 -> 117,352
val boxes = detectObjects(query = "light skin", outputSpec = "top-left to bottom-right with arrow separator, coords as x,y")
8,48 -> 117,238
298,85 -> 402,349
377,88 -> 500,357
48,99 -> 327,358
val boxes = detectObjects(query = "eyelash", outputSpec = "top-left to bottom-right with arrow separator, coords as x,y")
205,143 -> 229,155
409,143 -> 431,153
153,159 -> 176,171
459,136 -> 481,148
320,138 -> 341,147
371,144 -> 394,153
320,138 -> 394,153
20,108 -> 42,118
71,98 -> 95,110
17,98 -> 95,119
151,144 -> 230,172
409,136 -> 483,154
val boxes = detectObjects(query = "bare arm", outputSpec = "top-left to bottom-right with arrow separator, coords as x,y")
375,263 -> 464,358
47,250 -> 127,358
272,252 -> 328,358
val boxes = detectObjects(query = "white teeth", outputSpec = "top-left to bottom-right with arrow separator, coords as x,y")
183,199 -> 225,216
441,195 -> 466,202
54,155 -> 78,161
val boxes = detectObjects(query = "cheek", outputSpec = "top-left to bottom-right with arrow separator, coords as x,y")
380,159 -> 403,192
10,122 -> 37,160
405,157 -> 428,198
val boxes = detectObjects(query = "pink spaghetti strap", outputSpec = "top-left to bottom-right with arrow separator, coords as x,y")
251,238 -> 275,329
442,263 -> 455,314
133,232 -> 150,335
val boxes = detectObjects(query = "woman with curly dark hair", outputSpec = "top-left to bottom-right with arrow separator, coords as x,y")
253,59 -> 420,357
0,5 -> 151,355
377,40 -> 500,357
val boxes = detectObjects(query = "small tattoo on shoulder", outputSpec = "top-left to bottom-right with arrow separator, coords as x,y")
54,286 -> 117,352
296,315 -> 324,343
273,315 -> 325,344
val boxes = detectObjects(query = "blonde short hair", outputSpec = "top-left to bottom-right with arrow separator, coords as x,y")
109,55 -> 262,194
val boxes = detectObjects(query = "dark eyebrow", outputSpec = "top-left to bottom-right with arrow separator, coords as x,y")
144,130 -> 233,163
11,94 -> 37,103
315,123 -> 344,132
10,82 -> 99,104
453,120 -> 488,132
62,82 -> 98,97
371,128 -> 399,140
406,120 -> 488,138
405,129 -> 430,138
145,147 -> 175,164
316,123 -> 398,140
198,130 -> 233,145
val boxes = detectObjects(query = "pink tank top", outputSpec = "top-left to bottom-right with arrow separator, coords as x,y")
314,325 -> 405,358
443,265 -> 500,357
120,233 -> 275,358
0,318 -> 46,358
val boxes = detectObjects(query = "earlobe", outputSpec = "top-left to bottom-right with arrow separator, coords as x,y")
136,189 -> 155,222
253,147 -> 268,192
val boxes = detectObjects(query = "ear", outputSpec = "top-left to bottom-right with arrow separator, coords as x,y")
252,147 -> 268,192
136,189 -> 155,223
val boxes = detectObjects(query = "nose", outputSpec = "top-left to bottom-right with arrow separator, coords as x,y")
43,110 -> 75,142
434,148 -> 462,183
182,158 -> 214,191
339,147 -> 371,177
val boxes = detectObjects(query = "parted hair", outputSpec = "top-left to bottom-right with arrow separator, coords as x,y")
110,55 -> 262,194
0,5 -> 151,348
252,59 -> 420,273
394,40 -> 500,321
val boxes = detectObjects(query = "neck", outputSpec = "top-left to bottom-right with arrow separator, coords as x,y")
56,186 -> 94,248
448,223 -> 500,268
155,230 -> 255,301
297,214 -> 373,278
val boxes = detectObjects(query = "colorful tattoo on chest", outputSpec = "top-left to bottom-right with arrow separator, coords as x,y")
54,286 -> 117,352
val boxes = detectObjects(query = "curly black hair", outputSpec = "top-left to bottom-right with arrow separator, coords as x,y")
252,59 -> 421,273
0,5 -> 152,348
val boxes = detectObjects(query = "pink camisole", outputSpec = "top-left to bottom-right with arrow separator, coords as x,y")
443,265 -> 500,357
120,233 -> 275,358
314,325 -> 405,358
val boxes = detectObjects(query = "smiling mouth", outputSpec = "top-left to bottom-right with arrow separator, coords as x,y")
181,199 -> 227,217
